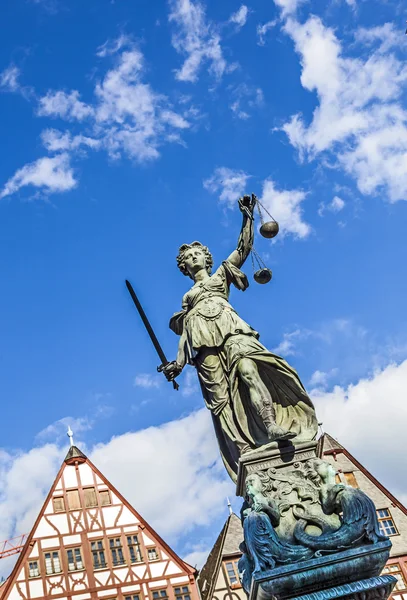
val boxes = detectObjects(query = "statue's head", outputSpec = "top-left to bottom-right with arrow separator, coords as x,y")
176,241 -> 214,280
245,473 -> 265,499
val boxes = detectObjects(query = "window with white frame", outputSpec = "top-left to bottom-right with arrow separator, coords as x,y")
44,551 -> 62,575
382,564 -> 407,591
109,537 -> 125,566
147,547 -> 158,561
67,547 -> 84,571
174,586 -> 191,600
28,561 -> 40,578
127,535 -> 142,563
377,509 -> 398,536
91,540 -> 106,569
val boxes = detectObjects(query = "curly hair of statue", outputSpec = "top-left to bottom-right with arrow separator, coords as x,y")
176,241 -> 214,278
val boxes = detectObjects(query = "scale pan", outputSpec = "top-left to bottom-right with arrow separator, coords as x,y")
254,268 -> 272,284
260,221 -> 279,239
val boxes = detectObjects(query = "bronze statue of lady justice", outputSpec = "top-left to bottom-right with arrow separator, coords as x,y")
162,194 -> 318,482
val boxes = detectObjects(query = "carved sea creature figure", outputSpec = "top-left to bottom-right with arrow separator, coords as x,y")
293,459 -> 387,551
241,474 -> 313,585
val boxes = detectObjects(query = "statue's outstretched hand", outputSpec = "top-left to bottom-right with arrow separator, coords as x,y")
238,194 -> 256,217
161,361 -> 183,381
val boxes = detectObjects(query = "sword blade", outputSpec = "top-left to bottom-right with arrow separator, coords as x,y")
125,280 -> 179,391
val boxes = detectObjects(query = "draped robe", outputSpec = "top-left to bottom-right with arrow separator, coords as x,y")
170,261 -> 318,482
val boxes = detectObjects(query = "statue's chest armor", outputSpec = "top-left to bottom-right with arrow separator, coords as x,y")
196,296 -> 225,320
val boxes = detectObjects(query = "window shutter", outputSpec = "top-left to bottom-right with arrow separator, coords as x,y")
84,487 -> 97,507
67,490 -> 81,510
100,490 -> 111,506
53,497 -> 65,512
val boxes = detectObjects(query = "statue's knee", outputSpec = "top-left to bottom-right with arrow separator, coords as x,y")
238,358 -> 258,382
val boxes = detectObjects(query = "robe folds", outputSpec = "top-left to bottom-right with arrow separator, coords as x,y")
170,261 -> 318,482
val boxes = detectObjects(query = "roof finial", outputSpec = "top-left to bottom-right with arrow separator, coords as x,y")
67,426 -> 74,448
318,421 -> 324,436
227,497 -> 233,516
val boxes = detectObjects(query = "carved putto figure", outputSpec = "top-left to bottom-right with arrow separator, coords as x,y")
163,195 -> 318,481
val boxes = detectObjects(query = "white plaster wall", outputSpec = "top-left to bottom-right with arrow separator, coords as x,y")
28,580 -> 44,598
149,563 -> 166,578
78,464 -> 94,486
165,562 -> 182,576
41,537 -> 59,548
63,468 -> 78,489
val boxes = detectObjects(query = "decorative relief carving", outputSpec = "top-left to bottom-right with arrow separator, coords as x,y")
238,454 -> 391,596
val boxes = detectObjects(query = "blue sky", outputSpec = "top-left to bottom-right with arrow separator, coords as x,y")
1,0 -> 407,575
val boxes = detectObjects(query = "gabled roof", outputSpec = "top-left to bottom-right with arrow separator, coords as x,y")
1,444 -> 196,600
198,513 -> 243,600
319,432 -> 407,518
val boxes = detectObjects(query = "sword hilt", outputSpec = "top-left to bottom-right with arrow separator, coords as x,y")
157,363 -> 180,391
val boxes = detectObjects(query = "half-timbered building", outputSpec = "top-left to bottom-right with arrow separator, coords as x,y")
0,445 -> 199,600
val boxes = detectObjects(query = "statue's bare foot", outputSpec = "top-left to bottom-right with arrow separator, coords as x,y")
267,425 -> 296,442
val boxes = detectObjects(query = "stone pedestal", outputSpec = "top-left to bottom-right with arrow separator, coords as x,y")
237,440 -> 319,497
236,443 -> 395,600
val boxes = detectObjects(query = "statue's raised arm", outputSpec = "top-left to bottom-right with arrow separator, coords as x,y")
226,194 -> 256,269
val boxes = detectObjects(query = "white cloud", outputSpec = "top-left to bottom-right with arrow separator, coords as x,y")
0,65 -> 21,93
38,90 -> 94,121
182,547 -> 211,568
41,129 -> 100,152
90,410 -> 233,538
308,368 -> 338,388
203,167 -> 250,206
133,374 -> 161,389
313,359 -> 407,502
259,179 -> 311,239
273,0 -> 306,17
318,195 -> 345,216
0,153 -> 76,199
0,444 -> 64,548
229,5 -> 249,30
272,328 -> 306,356
354,23 -> 399,55
2,38 -> 194,198
168,0 -> 227,82
280,17 -> 407,202
257,20 -> 277,46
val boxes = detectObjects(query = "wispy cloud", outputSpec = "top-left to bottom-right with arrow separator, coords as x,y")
257,20 -> 277,46
1,38 -> 194,199
168,0 -> 228,83
203,166 -> 250,205
0,64 -> 33,99
133,373 -> 161,389
229,84 -> 264,120
0,153 -> 76,199
318,195 -> 345,216
229,5 -> 249,31
0,65 -> 21,93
